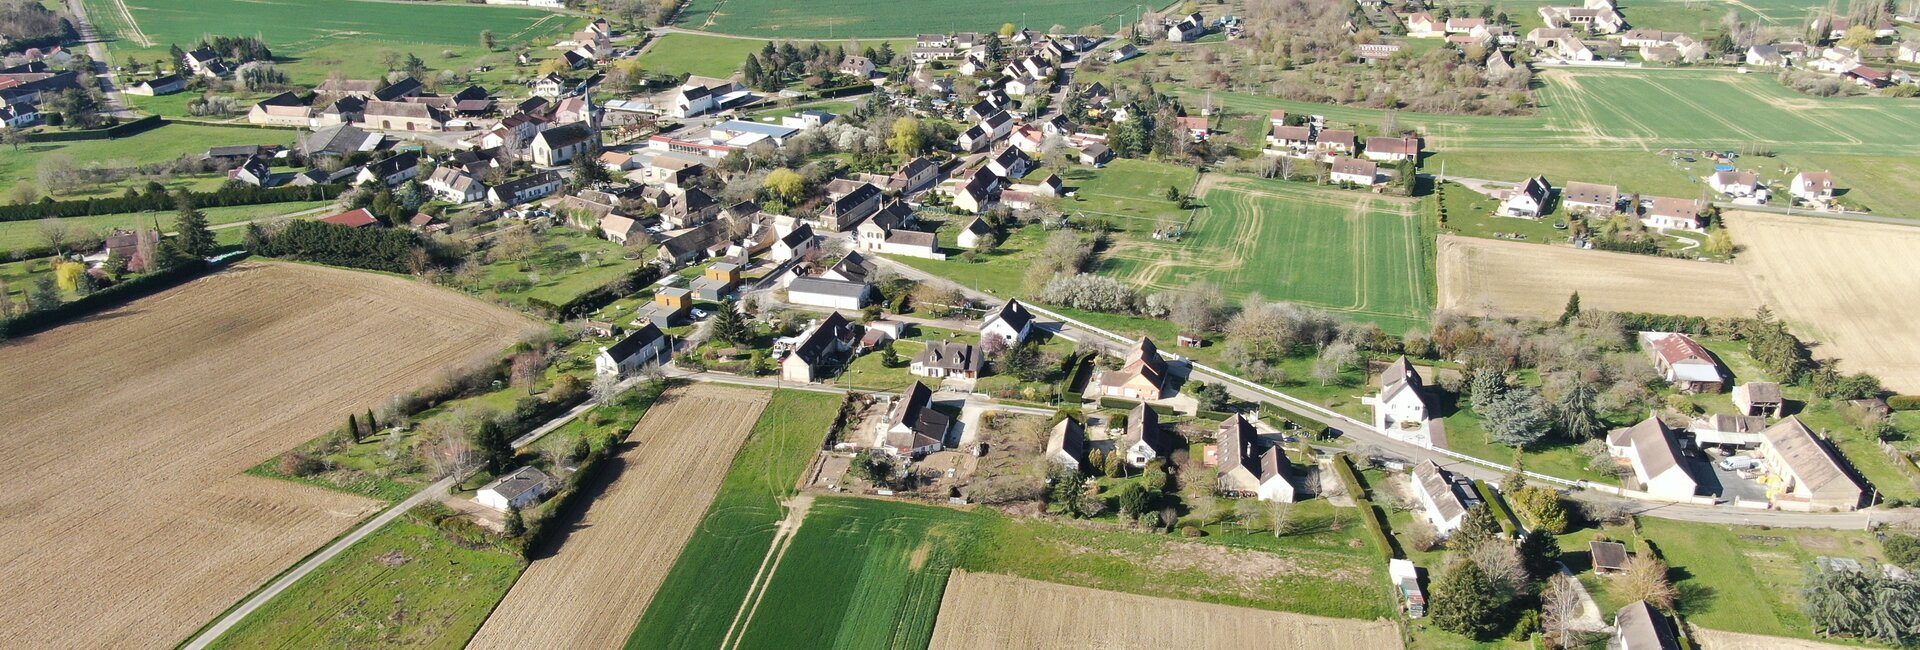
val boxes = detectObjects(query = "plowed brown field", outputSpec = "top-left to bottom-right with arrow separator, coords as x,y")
466,385 -> 771,650
0,262 -> 534,648
1436,234 -> 1760,318
928,571 -> 1404,650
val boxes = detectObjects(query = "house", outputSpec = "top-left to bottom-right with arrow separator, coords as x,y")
1561,181 -> 1619,213
786,276 -> 871,310
781,312 -> 858,383
1098,337 -> 1168,401
599,213 -> 644,244
1790,171 -> 1837,202
355,151 -> 421,187
475,466 -> 553,511
1590,541 -> 1631,574
1814,46 -> 1862,73
1118,403 -> 1176,467
979,298 -> 1035,346
1215,416 -> 1296,502
1412,460 -> 1472,536
1176,115 -> 1210,141
1329,157 -> 1379,185
1268,124 -> 1314,151
891,157 -> 940,193
319,208 -> 381,229
957,217 -> 993,250
531,122 -> 599,166
424,166 -> 485,203
1316,129 -> 1356,154
1405,13 -> 1444,37
487,172 -> 563,206
840,55 -> 876,78
912,341 -> 983,379
1109,43 -> 1141,63
772,222 -> 817,262
987,146 -> 1032,178
0,102 -> 40,129
231,159 -> 274,187
1758,417 -> 1863,510
655,220 -> 730,266
1363,135 -> 1421,162
1367,357 -> 1434,440
1708,170 -> 1759,196
1540,4 -> 1626,34
1501,175 -> 1553,217
691,262 -> 741,301
1045,417 -> 1089,470
637,287 -> 693,327
1845,66 -> 1892,88
855,202 -> 940,259
663,188 -> 721,229
819,182 -> 883,231
1356,43 -> 1402,63
951,172 -> 994,214
359,100 -> 446,132
1733,382 -> 1785,418
1614,601 -> 1683,650
1446,17 -> 1487,33
1640,196 -> 1707,232
1607,417 -> 1699,500
884,382 -> 950,456
1167,12 -> 1207,42
246,91 -> 311,126
183,47 -> 231,78
1901,41 -> 1920,64
595,323 -> 668,376
1747,44 -> 1788,67
1641,332 -> 1723,392
125,73 -> 185,96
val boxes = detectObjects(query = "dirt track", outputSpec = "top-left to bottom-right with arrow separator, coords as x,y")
928,571 -> 1404,650
466,385 -> 771,650
0,262 -> 533,648
1689,628 -> 1858,650
1436,234 -> 1760,319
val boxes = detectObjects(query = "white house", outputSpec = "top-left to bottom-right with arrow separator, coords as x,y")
772,223 -> 818,262
475,466 -> 553,511
1707,170 -> 1759,196
1412,460 -> 1471,537
1364,357 -> 1435,448
956,217 -> 992,250
1215,416 -> 1296,502
1607,417 -> 1699,500
424,166 -> 485,203
980,298 -> 1035,345
884,382 -> 950,456
1118,403 -> 1175,467
1329,156 -> 1379,186
595,323 -> 668,376
910,340 -> 982,379
1500,175 -> 1553,217
781,312 -> 857,383
1640,196 -> 1707,232
1790,171 -> 1836,202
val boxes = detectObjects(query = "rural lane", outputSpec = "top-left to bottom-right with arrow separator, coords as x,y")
61,0 -> 136,118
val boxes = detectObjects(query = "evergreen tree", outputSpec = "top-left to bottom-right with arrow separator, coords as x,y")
1557,291 -> 1581,326
1429,560 -> 1511,640
171,193 -> 216,257
708,301 -> 751,346
365,408 -> 378,438
1453,504 -> 1503,550
472,418 -> 514,475
1518,531 -> 1563,581
347,413 -> 361,443
504,504 -> 526,536
242,222 -> 271,254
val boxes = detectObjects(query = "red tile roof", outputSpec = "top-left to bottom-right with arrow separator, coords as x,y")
320,208 -> 379,228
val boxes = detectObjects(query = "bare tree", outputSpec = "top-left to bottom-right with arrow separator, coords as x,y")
1543,574 -> 1598,648
39,218 -> 71,254
1618,555 -> 1678,610
591,371 -> 624,402
1268,500 -> 1295,537
1470,542 -> 1531,596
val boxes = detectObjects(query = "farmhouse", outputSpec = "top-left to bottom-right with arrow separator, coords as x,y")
1500,175 -> 1553,218
883,382 -> 951,456
1119,403 -> 1176,467
184,48 -> 231,78
1732,382 -> 1784,418
1607,417 -> 1699,500
488,172 -> 562,206
1758,417 -> 1863,511
1539,2 -> 1626,34
1329,157 -> 1379,185
1098,337 -> 1169,401
359,100 -> 446,132
1045,417 -> 1089,470
911,341 -> 982,379
1405,12 -> 1443,37
655,221 -> 730,266
1790,171 -> 1837,202
1316,129 -> 1356,154
595,323 -> 669,377
126,74 -> 185,96
1640,331 -> 1723,393
980,298 -> 1035,345
475,466 -> 553,511
1167,12 -> 1207,41
1365,357 -> 1436,445
1639,196 -> 1707,232
1412,460 -> 1473,537
781,312 -> 857,383
247,91 -> 311,126
1614,601 -> 1683,650
1362,135 -> 1421,162
1267,124 -> 1313,151
1215,416 -> 1296,502
1561,181 -> 1619,213
662,188 -> 721,228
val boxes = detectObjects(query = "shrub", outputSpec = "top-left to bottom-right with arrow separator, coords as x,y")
1889,396 -> 1920,411
278,450 -> 326,477
1180,525 -> 1203,538
1885,534 -> 1920,568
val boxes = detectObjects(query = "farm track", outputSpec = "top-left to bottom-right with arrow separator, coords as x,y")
0,262 -> 533,648
466,385 -> 771,650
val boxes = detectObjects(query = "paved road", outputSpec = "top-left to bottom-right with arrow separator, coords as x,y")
62,0 -> 136,118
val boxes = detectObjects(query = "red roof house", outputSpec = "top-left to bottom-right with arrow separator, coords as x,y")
319,208 -> 380,228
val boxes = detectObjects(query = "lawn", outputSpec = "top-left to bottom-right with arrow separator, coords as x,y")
672,0 -> 1138,38
1103,177 -> 1434,333
0,201 -> 334,256
206,516 -> 524,650
1061,158 -> 1200,230
81,0 -> 578,86
639,34 -> 912,79
624,390 -> 843,650
887,221 -> 1042,298
1424,149 -> 1704,198
466,226 -> 646,308
0,123 -> 295,195
1640,517 -> 1889,640
1433,180 -> 1572,246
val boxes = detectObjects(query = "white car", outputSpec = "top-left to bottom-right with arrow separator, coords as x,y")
691,308 -> 710,319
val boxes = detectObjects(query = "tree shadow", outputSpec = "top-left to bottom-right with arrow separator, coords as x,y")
522,448 -> 630,561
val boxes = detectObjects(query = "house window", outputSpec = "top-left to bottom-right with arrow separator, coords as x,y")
381,120 -> 390,129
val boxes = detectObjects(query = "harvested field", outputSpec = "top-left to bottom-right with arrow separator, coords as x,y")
1436,234 -> 1759,318
466,385 -> 772,650
928,571 -> 1404,650
1687,628 -> 1857,650
0,261 -> 534,648
1728,211 -> 1920,392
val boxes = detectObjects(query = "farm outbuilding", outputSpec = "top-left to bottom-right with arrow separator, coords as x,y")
476,466 -> 554,511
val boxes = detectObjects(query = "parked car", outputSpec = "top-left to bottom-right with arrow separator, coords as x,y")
1718,456 -> 1764,471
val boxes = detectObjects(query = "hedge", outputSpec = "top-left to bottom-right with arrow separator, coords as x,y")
1331,452 -> 1369,500
0,258 -> 213,340
22,115 -> 165,143
1334,453 -> 1398,559
1474,480 -> 1519,536
1196,409 -> 1237,421
0,183 -> 345,222
1889,395 -> 1920,411
812,82 -> 875,99
1097,396 -> 1175,415
1259,402 -> 1331,438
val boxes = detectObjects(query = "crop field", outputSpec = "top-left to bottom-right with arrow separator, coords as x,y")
673,0 -> 1136,38
1436,233 -> 1759,318
639,33 -> 911,79
0,123 -> 295,195
1105,179 -> 1433,332
929,571 -> 1404,650
625,389 -> 843,650
0,202 -> 334,256
205,517 -> 524,650
467,385 -> 772,650
82,0 -> 577,84
1728,211 -> 1920,392
0,261 -> 532,648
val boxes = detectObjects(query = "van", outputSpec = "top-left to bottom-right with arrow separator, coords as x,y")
1719,456 -> 1764,471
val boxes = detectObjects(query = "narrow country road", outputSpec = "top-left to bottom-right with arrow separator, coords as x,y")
61,0 -> 136,118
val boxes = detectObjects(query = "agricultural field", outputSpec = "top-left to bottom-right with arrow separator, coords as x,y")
204,515 -> 524,650
1106,178 -> 1433,332
81,0 -> 578,85
0,261 -> 532,648
0,123 -> 294,195
673,0 -> 1137,38
638,33 -> 912,79
466,385 -> 773,650
625,390 -> 844,650
1436,234 -> 1759,318
928,571 -> 1403,650
0,201 -> 334,256
1729,210 -> 1920,392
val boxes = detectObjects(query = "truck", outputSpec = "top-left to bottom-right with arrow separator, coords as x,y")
1719,456 -> 1765,471
1390,559 -> 1425,618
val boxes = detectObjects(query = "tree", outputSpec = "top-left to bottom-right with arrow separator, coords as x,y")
1510,485 -> 1570,534
879,342 -> 901,368
1557,291 -> 1581,326
999,22 -> 1017,36
39,218 -> 72,254
1542,574 -> 1597,649
570,147 -> 611,188
709,301 -> 751,345
1268,500 -> 1295,537
0,129 -> 24,153
1706,226 -> 1735,257
510,350 -> 545,393
481,29 -> 497,51
53,261 -> 87,292
1803,566 -> 1920,646
504,504 -> 526,536
763,167 -> 805,203
1190,381 -> 1232,412
26,275 -> 60,312
347,413 -> 362,443
1429,560 -> 1511,640
1453,504 -> 1503,550
1552,371 -> 1601,441
1115,481 -> 1153,519
170,194 -> 216,258
1482,387 -> 1551,448
471,417 -> 515,475
887,117 -> 923,159
1618,555 -> 1677,610
1517,530 -> 1563,580
365,408 -> 379,438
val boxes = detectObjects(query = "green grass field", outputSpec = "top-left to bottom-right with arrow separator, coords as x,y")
625,390 -> 842,650
466,227 -> 645,308
1103,178 -> 1434,332
0,202 -> 333,256
1641,517 -> 1889,640
206,517 -> 524,650
1062,158 -> 1200,229
83,0 -> 578,86
673,0 -> 1137,38
639,34 -> 911,79
0,124 -> 294,197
